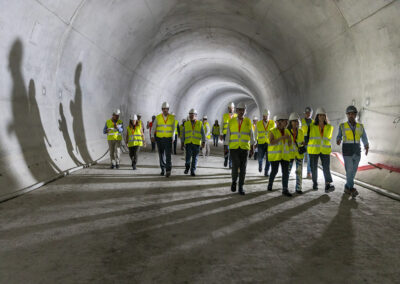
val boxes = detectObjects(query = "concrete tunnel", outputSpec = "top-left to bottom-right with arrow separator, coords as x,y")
0,0 -> 400,283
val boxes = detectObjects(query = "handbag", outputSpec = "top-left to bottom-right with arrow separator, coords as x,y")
289,129 -> 306,154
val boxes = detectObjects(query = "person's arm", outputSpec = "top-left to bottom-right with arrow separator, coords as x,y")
361,126 -> 369,155
125,130 -> 129,144
201,125 -> 206,143
151,119 -> 157,137
103,123 -> 108,134
118,122 -> 123,133
224,126 -> 230,146
171,117 -> 176,138
182,125 -> 185,144
336,123 -> 343,145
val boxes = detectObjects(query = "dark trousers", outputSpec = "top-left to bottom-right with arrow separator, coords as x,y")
223,134 -> 232,167
128,146 -> 139,166
230,148 -> 248,187
151,140 -> 156,152
185,143 -> 200,172
309,153 -> 333,184
156,137 -> 172,171
257,143 -> 271,174
213,135 -> 219,146
173,134 -> 178,154
268,160 -> 289,191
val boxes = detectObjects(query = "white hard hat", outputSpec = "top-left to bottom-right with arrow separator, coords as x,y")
161,102 -> 170,109
263,109 -> 270,116
228,102 -> 235,108
275,114 -> 288,121
203,115 -> 208,119
189,108 -> 197,114
315,107 -> 327,115
236,102 -> 246,109
113,109 -> 121,115
289,112 -> 300,121
130,114 -> 138,120
253,116 -> 258,120
273,115 -> 277,121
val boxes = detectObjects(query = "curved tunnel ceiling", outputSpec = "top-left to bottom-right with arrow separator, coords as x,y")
1,0 -> 400,199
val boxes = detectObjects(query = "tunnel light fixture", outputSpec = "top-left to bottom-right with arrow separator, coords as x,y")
42,86 -> 46,96
351,99 -> 355,106
365,97 -> 370,106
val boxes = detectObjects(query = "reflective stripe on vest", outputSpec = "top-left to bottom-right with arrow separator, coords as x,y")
268,128 -> 291,161
222,113 -> 238,135
106,119 -> 123,141
184,120 -> 203,145
203,122 -> 211,139
289,128 -> 305,160
155,114 -> 175,138
341,122 -> 363,144
127,126 -> 143,147
228,117 -> 252,150
256,120 -> 275,144
307,124 -> 333,155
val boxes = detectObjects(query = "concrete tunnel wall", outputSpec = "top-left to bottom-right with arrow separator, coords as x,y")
1,0 -> 400,201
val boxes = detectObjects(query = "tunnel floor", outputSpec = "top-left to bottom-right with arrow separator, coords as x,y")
0,147 -> 399,283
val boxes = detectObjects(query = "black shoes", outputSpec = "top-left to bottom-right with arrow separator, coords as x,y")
267,185 -> 273,191
115,164 -> 120,169
110,164 -> 115,169
282,190 -> 293,197
264,173 -> 269,177
224,159 -> 228,167
132,165 -> 136,170
313,183 -> 318,190
184,169 -> 189,174
166,171 -> 171,178
239,187 -> 245,195
325,183 -> 335,193
351,188 -> 359,197
190,171 -> 196,176
296,190 -> 303,194
258,166 -> 262,173
231,182 -> 237,192
344,185 -> 351,195
160,170 -> 165,176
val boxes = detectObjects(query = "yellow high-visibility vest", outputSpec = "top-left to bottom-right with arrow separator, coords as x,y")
228,117 -> 252,150
288,128 -> 305,160
155,114 -> 175,138
174,120 -> 179,136
256,120 -> 275,144
184,120 -> 203,145
301,118 -> 314,137
307,124 -> 333,155
341,122 -> 364,144
222,113 -> 238,135
127,125 -> 143,147
203,122 -> 211,139
268,128 -> 291,161
106,119 -> 123,141
212,125 -> 220,135
179,124 -> 184,139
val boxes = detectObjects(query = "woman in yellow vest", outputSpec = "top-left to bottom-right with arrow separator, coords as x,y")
221,102 -> 237,168
267,114 -> 292,196
225,102 -> 255,195
287,112 -> 305,194
307,107 -> 335,192
212,120 -> 220,147
103,109 -> 123,169
255,109 -> 275,176
336,106 -> 369,197
125,114 -> 145,170
182,109 -> 206,176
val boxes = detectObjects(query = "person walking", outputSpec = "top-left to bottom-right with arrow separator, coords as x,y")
252,116 -> 259,160
125,114 -> 145,170
307,107 -> 335,192
201,115 -> 211,157
172,113 -> 179,155
103,109 -> 123,169
151,102 -> 176,177
336,106 -> 369,197
255,109 -> 275,177
212,120 -> 220,147
267,114 -> 292,196
288,112 -> 305,194
302,107 -> 314,179
147,115 -> 156,152
221,102 -> 237,168
225,102 -> 255,195
182,109 -> 206,176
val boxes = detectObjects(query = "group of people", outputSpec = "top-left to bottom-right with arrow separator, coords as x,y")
104,101 -> 369,198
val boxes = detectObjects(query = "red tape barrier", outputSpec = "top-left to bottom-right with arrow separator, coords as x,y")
331,152 -> 400,173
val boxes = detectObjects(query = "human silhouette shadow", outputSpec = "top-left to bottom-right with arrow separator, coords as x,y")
58,103 -> 83,166
70,63 -> 92,164
8,39 -> 61,183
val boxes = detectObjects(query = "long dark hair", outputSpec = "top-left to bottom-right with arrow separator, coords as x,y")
287,120 -> 299,131
129,119 -> 138,128
214,120 -> 219,126
314,114 -> 329,125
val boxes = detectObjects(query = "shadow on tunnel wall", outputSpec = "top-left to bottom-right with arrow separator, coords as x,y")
70,63 -> 93,164
58,103 -> 83,166
8,39 -> 61,183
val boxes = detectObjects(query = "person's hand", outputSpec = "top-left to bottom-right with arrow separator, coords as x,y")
151,137 -> 155,143
336,139 -> 341,146
365,146 -> 369,156
220,135 -> 224,141
249,148 -> 254,158
201,142 -> 205,148
224,145 -> 229,156
181,145 -> 184,150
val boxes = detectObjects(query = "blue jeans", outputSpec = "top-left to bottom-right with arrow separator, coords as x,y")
185,143 -> 200,172
223,134 -> 232,167
213,135 -> 219,146
343,154 -> 361,189
257,143 -> 270,174
289,158 -> 303,191
156,137 -> 172,171
309,154 -> 333,185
